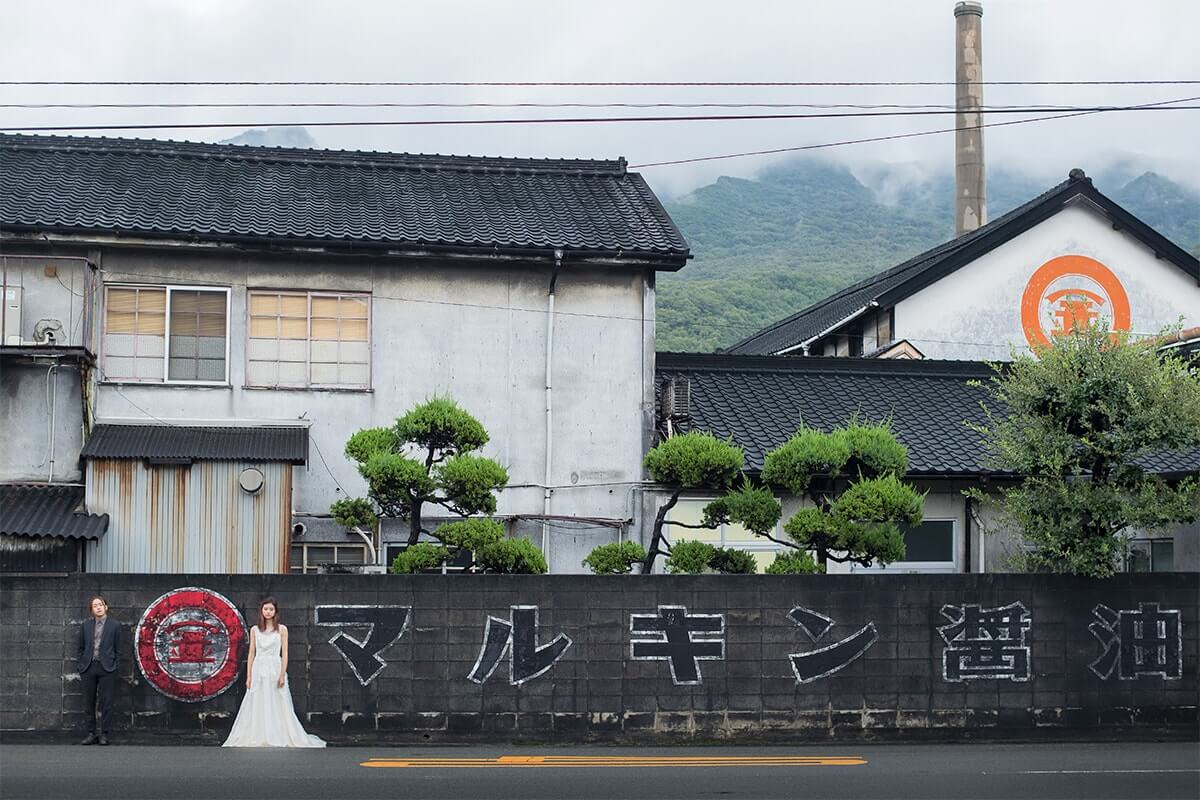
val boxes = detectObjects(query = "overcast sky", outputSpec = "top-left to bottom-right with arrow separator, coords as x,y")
2,0 -> 1196,197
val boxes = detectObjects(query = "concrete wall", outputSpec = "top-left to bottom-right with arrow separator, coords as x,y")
71,245 -> 654,572
0,362 -> 85,483
894,201 -> 1200,361
1,574 -> 1194,743
1,255 -> 94,483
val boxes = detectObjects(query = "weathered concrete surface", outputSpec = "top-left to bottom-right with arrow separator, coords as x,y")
2,573 -> 1195,744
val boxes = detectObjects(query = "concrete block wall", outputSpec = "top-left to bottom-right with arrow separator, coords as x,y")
1,574 -> 1196,743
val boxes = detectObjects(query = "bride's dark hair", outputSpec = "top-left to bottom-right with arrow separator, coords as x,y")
257,597 -> 280,631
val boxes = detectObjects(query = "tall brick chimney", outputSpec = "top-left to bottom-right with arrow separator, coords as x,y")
954,2 -> 986,236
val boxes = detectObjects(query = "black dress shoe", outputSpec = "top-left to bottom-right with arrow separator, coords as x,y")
98,735 -> 109,746
81,733 -> 99,745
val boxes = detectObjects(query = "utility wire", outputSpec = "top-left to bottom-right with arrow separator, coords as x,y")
0,101 -> 1177,110
3,103 -> 1197,133
2,79 -> 1197,87
630,99 -> 1199,168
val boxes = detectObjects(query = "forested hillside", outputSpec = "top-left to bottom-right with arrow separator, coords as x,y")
658,160 -> 1200,352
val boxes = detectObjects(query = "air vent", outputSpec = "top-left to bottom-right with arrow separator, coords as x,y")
663,377 -> 691,420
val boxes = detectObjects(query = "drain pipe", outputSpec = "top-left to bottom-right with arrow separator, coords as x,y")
542,250 -> 562,562
46,361 -> 59,482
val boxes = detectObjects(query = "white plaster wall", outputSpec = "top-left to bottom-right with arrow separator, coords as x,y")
89,249 -> 653,572
894,200 -> 1200,361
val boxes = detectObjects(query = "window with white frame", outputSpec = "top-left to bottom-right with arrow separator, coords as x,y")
103,285 -> 229,384
667,497 -> 784,573
853,518 -> 957,573
247,291 -> 370,389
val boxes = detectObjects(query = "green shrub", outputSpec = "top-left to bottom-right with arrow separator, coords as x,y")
702,479 -> 782,536
761,426 -> 852,495
389,542 -> 449,574
434,518 -> 505,552
644,431 -> 743,489
708,547 -> 757,574
582,541 -> 647,574
665,540 -> 716,574
765,551 -> 823,574
394,395 -> 488,453
330,497 -> 377,530
475,538 -> 548,574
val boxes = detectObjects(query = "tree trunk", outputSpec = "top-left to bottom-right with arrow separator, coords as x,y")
641,490 -> 682,574
407,498 -> 423,547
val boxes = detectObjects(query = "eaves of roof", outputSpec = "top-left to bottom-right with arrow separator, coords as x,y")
81,424 -> 309,464
0,484 -> 109,540
0,133 -> 691,268
727,172 -> 1200,355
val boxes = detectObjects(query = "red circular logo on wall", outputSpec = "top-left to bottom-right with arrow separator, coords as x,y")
135,587 -> 247,703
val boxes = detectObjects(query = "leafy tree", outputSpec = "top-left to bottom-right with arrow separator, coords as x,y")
335,397 -> 521,572
665,540 -> 716,574
760,421 -> 924,569
764,550 -> 823,575
707,547 -> 758,574
582,541 -> 647,575
641,432 -> 781,573
969,326 -> 1200,578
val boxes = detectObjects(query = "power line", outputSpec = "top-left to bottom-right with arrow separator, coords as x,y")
3,102 -> 1196,134
630,103 -> 1179,168
1,79 -> 1197,87
0,101 -> 1178,110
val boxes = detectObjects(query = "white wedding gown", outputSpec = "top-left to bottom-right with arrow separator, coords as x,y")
223,626 -> 325,748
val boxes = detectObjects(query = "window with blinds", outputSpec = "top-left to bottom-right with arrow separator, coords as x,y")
103,285 -> 229,383
247,291 -> 370,389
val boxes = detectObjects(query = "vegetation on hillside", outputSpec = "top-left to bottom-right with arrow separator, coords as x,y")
659,160 -> 1200,353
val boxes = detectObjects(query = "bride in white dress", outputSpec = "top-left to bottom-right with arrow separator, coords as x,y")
223,598 -> 325,748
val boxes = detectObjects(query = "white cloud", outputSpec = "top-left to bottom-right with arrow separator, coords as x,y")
2,0 -> 1196,195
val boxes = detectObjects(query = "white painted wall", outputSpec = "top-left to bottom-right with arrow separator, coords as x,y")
87,248 -> 655,573
894,200 -> 1200,361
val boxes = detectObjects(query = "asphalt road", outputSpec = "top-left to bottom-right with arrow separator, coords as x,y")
1,741 -> 1197,800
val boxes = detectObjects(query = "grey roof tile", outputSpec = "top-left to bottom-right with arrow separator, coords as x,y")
0,484 -> 109,540
657,353 -> 1200,478
81,424 -> 308,464
0,134 -> 689,264
657,353 -> 995,474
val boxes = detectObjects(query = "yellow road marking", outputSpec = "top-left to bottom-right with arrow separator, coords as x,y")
361,755 -> 867,769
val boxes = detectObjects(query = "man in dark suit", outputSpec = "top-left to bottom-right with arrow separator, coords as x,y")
76,595 -> 122,745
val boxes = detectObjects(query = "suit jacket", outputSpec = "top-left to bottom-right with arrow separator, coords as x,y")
77,617 -> 122,674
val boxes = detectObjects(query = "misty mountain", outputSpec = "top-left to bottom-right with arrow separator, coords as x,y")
658,160 -> 1200,353
219,126 -> 319,148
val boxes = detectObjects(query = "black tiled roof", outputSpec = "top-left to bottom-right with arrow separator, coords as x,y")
728,172 -> 1200,355
0,134 -> 689,266
657,353 -> 1200,478
81,424 -> 309,464
657,353 -> 996,475
0,484 -> 108,540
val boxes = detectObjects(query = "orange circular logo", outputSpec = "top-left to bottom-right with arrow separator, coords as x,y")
1020,255 -> 1131,350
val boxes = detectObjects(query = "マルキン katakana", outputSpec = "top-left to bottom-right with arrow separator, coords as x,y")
786,606 -> 878,683
314,605 -> 412,685
629,605 -> 724,685
468,605 -> 572,685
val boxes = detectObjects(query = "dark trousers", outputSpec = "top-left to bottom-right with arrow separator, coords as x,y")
80,662 -> 115,734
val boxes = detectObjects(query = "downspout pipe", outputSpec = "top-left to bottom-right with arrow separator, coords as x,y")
542,250 -> 562,562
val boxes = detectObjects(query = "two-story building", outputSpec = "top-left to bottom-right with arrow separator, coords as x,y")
1,133 -> 689,573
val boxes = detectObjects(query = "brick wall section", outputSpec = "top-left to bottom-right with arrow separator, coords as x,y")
1,573 -> 1196,743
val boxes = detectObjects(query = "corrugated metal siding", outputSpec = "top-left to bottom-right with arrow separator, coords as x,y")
85,459 -> 290,573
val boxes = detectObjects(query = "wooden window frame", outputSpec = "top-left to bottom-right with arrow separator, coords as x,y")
246,289 -> 372,391
101,283 -> 231,386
